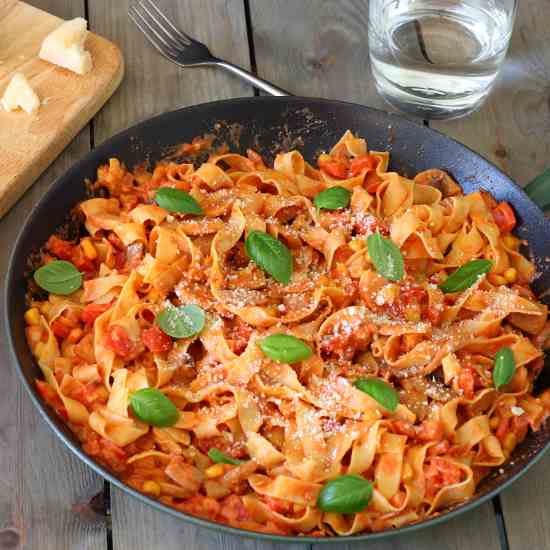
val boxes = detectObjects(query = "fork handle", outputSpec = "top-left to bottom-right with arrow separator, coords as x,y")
215,60 -> 290,96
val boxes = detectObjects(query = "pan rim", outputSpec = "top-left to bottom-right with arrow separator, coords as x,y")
5,95 -> 550,543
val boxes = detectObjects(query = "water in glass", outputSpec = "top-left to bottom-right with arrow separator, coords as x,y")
369,0 -> 517,119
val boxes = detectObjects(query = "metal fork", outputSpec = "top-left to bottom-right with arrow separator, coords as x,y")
128,0 -> 289,97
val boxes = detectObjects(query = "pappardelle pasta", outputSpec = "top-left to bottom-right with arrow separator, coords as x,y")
25,131 -> 550,536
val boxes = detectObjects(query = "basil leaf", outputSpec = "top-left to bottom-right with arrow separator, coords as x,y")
34,260 -> 82,295
367,233 -> 404,281
130,388 -> 179,427
156,304 -> 205,338
353,378 -> 399,412
524,168 -> 550,212
314,186 -> 351,211
493,347 -> 515,390
245,230 -> 293,284
317,475 -> 373,513
259,333 -> 313,364
439,259 -> 493,293
208,448 -> 243,465
155,187 -> 203,215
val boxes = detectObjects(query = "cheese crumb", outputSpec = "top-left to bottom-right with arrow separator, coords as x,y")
39,18 -> 93,75
511,406 -> 525,416
1,73 -> 40,114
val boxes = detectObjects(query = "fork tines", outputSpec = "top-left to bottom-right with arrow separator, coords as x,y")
128,0 -> 201,61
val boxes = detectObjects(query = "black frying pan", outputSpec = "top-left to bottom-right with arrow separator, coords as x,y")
5,97 -> 550,543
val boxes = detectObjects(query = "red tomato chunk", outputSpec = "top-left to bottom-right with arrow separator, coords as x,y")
142,325 -> 172,353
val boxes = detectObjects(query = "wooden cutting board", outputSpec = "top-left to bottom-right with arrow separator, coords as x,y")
0,0 -> 124,218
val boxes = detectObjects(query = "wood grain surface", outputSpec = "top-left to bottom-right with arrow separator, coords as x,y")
248,0 -> 419,123
0,1 -> 123,218
0,0 -> 108,546
431,2 -> 550,548
321,504 -> 502,550
250,0 -> 382,103
110,495 -> 306,550
90,0 -> 252,141
1,0 -> 549,549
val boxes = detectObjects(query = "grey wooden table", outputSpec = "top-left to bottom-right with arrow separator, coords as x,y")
1,1 -> 549,549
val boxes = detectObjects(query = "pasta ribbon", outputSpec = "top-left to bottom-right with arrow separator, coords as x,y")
26,131 -> 550,537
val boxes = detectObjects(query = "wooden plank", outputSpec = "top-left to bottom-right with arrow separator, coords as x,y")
324,505 -> 501,550
0,5 -> 107,550
87,2 -> 302,549
430,3 -> 550,548
110,496 -> 305,550
249,0 -> 385,104
249,0 -> 406,114
247,1 -> 502,547
500,454 -> 550,550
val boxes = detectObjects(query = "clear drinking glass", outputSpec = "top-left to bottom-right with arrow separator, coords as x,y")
368,0 -> 517,119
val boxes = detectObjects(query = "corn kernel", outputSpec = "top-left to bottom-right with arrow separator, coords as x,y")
54,357 -> 73,373
146,289 -> 162,302
95,385 -> 110,401
380,283 -> 399,305
205,464 -> 225,479
503,235 -> 518,250
26,325 -> 43,347
349,239 -> 365,252
81,238 -> 98,260
267,426 -> 285,449
500,395 -> 516,408
67,327 -> 84,344
540,389 -> 550,410
511,366 -> 527,390
25,308 -> 41,326
142,480 -> 161,497
94,241 -> 109,263
67,328 -> 84,344
402,462 -> 414,481
404,306 -> 421,322
489,416 -> 499,430
61,341 -> 76,358
503,433 -> 517,452
64,308 -> 81,326
503,268 -> 517,284
488,273 -> 507,286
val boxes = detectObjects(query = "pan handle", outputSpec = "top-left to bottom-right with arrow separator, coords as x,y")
215,60 -> 291,97
524,168 -> 550,212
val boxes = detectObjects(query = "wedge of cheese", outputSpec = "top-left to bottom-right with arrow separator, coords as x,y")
1,73 -> 40,114
39,17 -> 92,75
